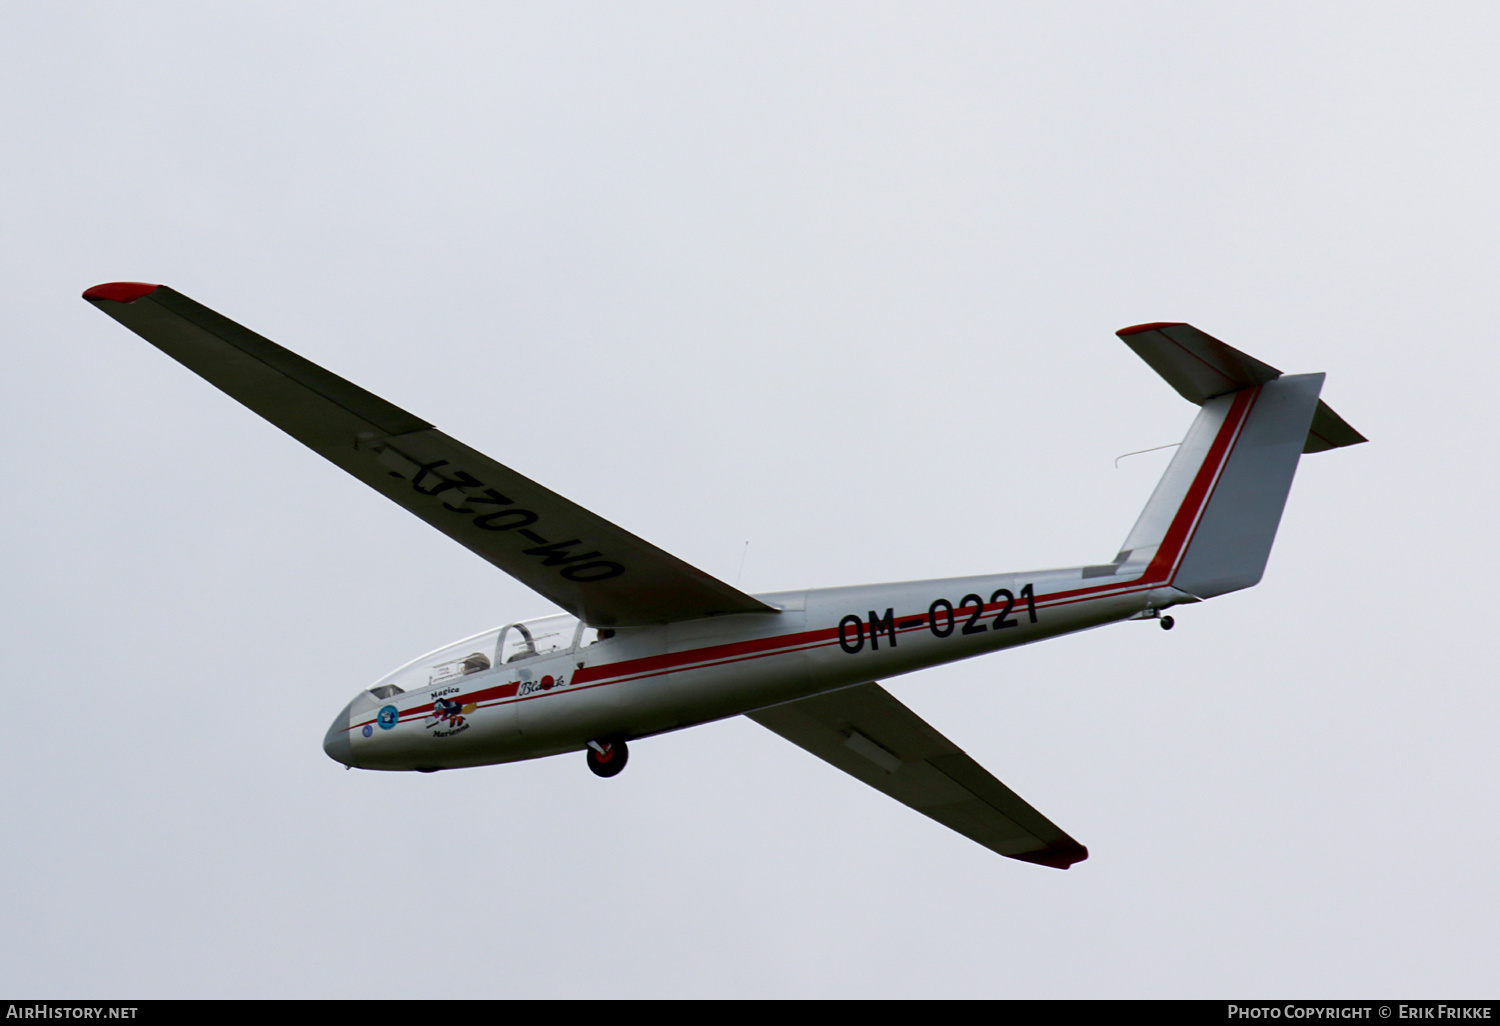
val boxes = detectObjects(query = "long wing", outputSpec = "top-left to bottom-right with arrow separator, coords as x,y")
747,682 -> 1087,868
83,282 -> 775,627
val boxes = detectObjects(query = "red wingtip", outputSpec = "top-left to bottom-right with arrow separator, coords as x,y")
1009,843 -> 1089,870
82,282 -> 160,303
1117,321 -> 1185,337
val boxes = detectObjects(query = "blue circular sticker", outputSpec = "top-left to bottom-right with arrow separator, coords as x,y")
377,705 -> 399,730
362,723 -> 373,738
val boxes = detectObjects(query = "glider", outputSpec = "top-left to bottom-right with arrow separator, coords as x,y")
85,282 -> 1364,869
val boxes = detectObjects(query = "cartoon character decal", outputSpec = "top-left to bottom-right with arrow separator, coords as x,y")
425,697 -> 478,737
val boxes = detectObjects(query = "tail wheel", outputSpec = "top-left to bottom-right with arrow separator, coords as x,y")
586,739 -> 629,778
1160,615 -> 1175,631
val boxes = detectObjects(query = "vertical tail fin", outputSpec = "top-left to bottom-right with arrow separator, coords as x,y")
1114,323 -> 1363,600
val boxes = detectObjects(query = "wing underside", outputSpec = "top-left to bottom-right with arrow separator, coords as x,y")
84,283 -> 774,627
748,682 -> 1087,869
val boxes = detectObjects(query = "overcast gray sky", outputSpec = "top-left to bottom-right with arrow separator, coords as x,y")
2,2 -> 1496,998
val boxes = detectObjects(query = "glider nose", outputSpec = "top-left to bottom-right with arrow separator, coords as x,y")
323,700 -> 356,767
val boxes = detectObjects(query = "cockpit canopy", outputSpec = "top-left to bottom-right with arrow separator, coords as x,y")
365,614 -> 610,696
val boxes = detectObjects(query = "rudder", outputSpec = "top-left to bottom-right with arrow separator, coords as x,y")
1169,373 -> 1323,598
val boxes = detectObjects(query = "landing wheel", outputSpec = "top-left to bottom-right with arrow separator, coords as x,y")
1160,615 -> 1175,631
586,739 -> 629,778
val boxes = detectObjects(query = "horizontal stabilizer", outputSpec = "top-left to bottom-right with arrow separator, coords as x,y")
748,682 -> 1087,869
1118,322 -> 1281,404
1118,321 -> 1365,453
1304,399 -> 1367,453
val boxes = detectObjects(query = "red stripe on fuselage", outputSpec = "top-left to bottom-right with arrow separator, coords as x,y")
570,628 -> 834,687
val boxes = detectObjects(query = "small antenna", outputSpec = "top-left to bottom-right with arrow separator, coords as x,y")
1115,443 -> 1179,469
735,541 -> 750,588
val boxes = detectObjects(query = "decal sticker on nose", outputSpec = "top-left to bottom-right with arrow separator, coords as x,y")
362,724 -> 374,738
424,696 -> 474,737
377,705 -> 399,730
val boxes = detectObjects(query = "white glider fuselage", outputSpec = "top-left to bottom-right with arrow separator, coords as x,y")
327,569 -> 1168,773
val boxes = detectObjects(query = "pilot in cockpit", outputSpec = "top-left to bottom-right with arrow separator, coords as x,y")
462,652 -> 491,675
